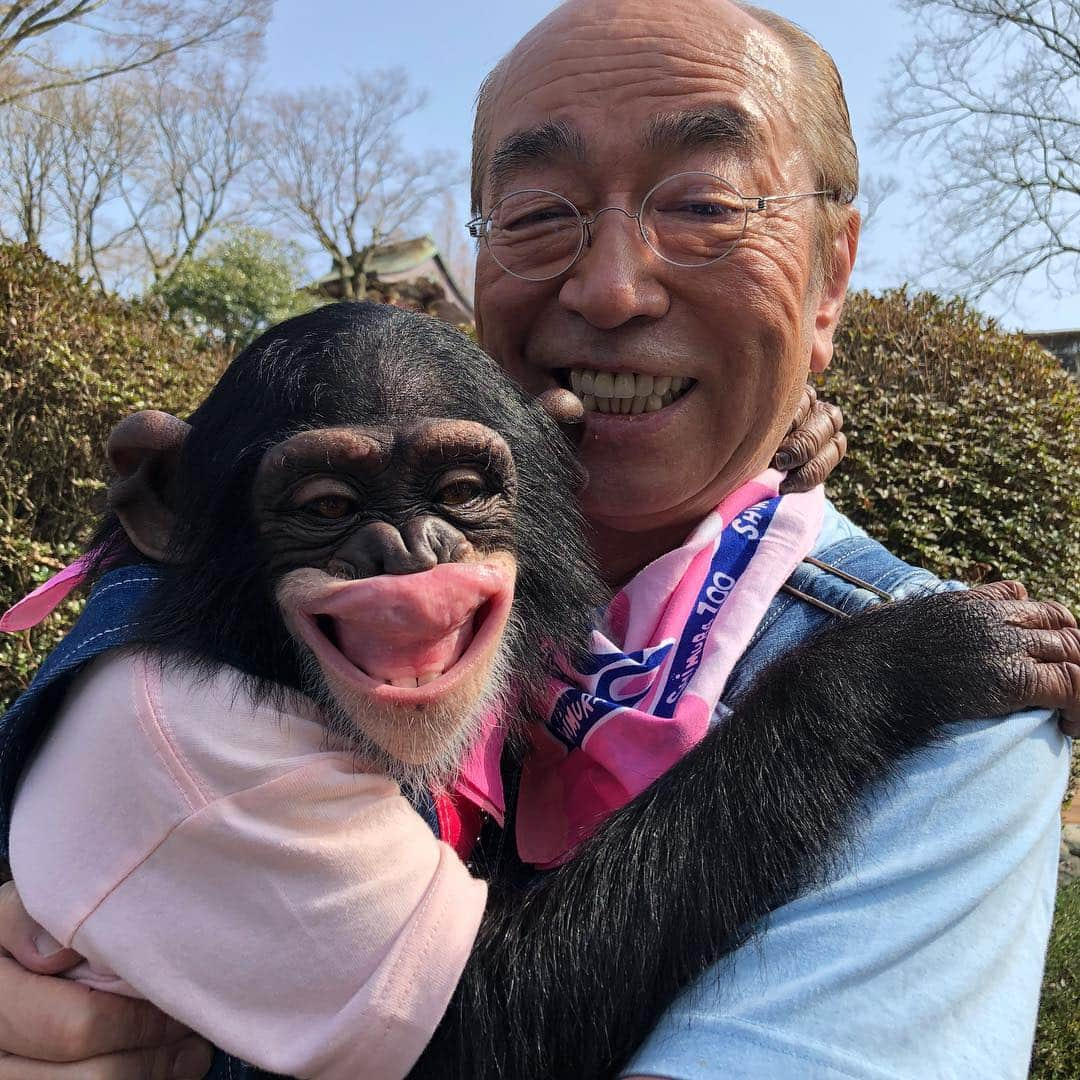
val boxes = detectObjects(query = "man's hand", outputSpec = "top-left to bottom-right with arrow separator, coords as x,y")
0,882 -> 212,1079
776,384 -> 846,494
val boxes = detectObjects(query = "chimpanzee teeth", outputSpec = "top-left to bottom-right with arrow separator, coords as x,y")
569,368 -> 694,414
381,671 -> 443,688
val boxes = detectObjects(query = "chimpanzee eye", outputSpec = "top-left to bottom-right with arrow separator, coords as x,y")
434,468 -> 488,508
305,494 -> 356,520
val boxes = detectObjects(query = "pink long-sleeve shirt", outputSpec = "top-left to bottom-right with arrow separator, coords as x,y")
9,648 -> 488,1080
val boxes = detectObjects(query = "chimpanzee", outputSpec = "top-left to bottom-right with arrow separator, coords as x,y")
3,302 -> 1077,1080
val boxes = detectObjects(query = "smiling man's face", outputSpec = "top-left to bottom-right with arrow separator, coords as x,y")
473,0 -> 857,551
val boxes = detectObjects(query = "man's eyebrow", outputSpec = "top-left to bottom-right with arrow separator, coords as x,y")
642,105 -> 763,157
488,121 -> 588,194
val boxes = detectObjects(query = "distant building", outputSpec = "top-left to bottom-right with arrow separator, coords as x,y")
1024,329 -> 1080,377
312,236 -> 473,325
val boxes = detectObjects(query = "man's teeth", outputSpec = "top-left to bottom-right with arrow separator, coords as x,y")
569,369 -> 691,413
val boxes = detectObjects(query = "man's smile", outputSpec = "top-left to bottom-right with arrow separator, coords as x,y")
559,367 -> 697,414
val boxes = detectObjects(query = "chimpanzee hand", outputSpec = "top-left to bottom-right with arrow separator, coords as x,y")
776,384 -> 846,494
955,580 -> 1079,733
778,579 -> 1080,743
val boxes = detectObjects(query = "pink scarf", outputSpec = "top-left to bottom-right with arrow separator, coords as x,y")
456,472 -> 825,867
3,474 -> 823,869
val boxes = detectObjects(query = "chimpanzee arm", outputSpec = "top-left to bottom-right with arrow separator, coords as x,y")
410,587 -> 1077,1080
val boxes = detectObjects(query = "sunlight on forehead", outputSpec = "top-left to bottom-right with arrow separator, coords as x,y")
743,26 -> 793,103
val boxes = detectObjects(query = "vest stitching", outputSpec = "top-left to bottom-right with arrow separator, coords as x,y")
62,622 -> 134,663
88,575 -> 158,600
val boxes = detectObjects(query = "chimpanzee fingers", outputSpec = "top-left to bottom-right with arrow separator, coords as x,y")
1023,628 -> 1080,731
779,432 -> 847,494
999,599 -> 1075,631
775,394 -> 843,474
1022,627 -> 1080,666
1012,657 -> 1080,722
537,387 -> 584,426
968,580 -> 1028,602
785,383 -> 816,436
965,582 -> 1077,630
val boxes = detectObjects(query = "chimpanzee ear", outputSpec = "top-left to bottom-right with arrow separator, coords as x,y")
106,410 -> 191,562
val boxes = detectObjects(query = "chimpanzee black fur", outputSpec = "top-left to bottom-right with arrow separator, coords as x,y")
84,302 -> 604,725
413,587 -> 1036,1079
9,302 -> 1070,1080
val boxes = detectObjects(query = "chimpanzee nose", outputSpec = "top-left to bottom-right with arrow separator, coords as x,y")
330,517 -> 475,578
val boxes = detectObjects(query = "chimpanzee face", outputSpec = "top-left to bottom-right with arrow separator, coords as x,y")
253,419 -> 521,774
104,302 -> 603,794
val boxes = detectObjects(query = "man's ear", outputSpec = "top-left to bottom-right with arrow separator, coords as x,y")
810,210 -> 860,374
106,410 -> 191,562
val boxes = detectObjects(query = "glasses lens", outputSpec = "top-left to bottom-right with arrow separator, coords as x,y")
485,190 -> 583,280
641,173 -> 747,266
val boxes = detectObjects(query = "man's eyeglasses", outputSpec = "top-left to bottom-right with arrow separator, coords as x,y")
466,171 -> 835,282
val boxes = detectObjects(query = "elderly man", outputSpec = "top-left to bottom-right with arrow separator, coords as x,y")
0,1 -> 1072,1078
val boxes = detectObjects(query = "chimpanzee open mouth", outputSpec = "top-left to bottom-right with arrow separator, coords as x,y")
294,561 -> 516,702
558,368 -> 697,415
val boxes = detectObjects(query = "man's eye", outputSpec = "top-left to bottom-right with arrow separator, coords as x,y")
494,195 -> 578,233
304,495 -> 356,520
504,206 -> 575,231
663,200 -> 741,219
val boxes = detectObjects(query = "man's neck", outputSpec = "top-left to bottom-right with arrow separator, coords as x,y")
587,518 -> 700,588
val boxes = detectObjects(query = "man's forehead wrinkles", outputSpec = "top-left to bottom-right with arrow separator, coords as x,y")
490,36 -> 771,143
501,42 -> 751,102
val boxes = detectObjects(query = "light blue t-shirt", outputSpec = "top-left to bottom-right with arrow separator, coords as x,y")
624,508 -> 1071,1080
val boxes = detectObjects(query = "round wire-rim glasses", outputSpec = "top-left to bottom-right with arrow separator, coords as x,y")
466,170 -> 835,282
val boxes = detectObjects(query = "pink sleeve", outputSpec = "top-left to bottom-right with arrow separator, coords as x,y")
73,759 -> 486,1079
10,652 -> 487,1080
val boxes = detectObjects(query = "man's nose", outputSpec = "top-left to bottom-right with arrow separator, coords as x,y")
558,208 -> 669,329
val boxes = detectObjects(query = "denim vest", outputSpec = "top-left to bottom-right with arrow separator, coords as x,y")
0,514 -> 941,1080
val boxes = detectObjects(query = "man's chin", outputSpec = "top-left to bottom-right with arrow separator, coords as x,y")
578,465 -> 716,533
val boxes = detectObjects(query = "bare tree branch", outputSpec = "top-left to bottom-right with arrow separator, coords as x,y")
117,66 -> 258,285
46,81 -> 142,286
0,61 -> 257,289
255,70 -> 460,300
0,91 -> 57,242
0,0 -> 269,105
880,0 -> 1080,306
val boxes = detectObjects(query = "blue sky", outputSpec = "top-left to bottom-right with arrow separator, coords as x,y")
260,1 -> 1076,333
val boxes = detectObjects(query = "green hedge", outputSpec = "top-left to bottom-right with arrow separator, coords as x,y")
0,258 -> 1075,1074
1032,880 -> 1079,1079
4,276 -> 1078,707
822,289 -> 1080,612
0,244 -> 225,706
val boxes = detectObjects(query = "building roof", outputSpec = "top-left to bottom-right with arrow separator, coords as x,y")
1023,329 -> 1080,375
313,236 -> 473,322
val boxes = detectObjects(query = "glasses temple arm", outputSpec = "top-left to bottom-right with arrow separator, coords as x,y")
750,190 -> 838,213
